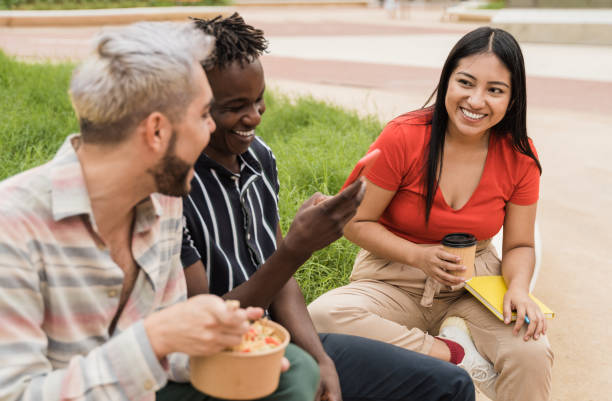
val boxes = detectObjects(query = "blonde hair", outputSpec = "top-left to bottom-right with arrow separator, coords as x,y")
70,21 -> 213,144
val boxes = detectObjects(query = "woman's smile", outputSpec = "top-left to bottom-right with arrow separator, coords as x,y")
460,107 -> 487,121
445,53 -> 511,139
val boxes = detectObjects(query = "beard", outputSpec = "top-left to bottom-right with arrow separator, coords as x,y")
148,131 -> 193,197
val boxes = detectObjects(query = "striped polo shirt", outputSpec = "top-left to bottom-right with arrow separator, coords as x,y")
181,136 -> 280,296
0,135 -> 189,401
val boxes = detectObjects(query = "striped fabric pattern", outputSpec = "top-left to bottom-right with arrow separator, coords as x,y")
181,136 -> 280,296
0,135 -> 189,401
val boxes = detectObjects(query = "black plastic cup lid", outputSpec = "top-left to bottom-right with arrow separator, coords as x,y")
441,233 -> 477,248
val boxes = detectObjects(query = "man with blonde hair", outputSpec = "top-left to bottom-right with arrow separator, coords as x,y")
0,21 -> 288,401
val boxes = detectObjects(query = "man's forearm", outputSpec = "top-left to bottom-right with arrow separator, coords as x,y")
183,242 -> 308,308
221,240 -> 310,308
1,321 -> 169,401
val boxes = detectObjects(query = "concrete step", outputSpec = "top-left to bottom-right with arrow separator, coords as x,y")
444,1 -> 612,45
443,1 -> 496,22
492,8 -> 612,45
0,0 -> 371,27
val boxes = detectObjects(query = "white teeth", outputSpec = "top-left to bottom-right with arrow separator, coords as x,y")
461,108 -> 485,120
233,129 -> 254,137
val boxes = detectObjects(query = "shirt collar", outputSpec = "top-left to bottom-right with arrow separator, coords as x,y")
195,142 -> 263,180
50,135 -> 96,225
50,134 -> 162,234
133,195 -> 163,234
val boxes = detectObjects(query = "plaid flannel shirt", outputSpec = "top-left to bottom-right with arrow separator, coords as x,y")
0,135 -> 190,401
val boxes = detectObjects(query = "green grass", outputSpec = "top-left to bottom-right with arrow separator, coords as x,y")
478,1 -> 505,9
0,51 -> 383,304
0,51 -> 77,180
257,93 -> 382,303
0,0 -> 227,10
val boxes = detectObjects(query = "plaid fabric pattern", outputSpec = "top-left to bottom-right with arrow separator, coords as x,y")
0,135 -> 189,401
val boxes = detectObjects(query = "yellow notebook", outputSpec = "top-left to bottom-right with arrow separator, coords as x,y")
465,275 -> 555,322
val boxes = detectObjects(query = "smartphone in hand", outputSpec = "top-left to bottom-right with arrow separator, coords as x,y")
340,148 -> 381,191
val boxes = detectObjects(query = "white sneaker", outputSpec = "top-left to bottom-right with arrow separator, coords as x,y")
439,317 -> 497,400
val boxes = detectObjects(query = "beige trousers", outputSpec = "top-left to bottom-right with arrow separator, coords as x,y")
308,243 -> 554,401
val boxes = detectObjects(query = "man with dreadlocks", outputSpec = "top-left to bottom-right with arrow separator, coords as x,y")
159,13 -> 476,401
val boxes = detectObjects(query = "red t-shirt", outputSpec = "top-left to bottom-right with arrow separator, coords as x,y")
360,108 -> 540,244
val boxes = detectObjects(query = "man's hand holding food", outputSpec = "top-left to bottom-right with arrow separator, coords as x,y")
144,295 -> 289,371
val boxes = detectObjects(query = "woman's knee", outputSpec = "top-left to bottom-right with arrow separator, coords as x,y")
308,292 -> 372,332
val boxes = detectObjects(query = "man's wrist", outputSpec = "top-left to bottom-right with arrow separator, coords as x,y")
276,236 -> 312,267
144,312 -> 171,360
315,353 -> 335,367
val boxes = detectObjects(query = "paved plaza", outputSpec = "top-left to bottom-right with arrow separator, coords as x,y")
1,5 -> 611,400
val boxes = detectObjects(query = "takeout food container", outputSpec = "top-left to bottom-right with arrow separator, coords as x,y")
190,319 -> 290,400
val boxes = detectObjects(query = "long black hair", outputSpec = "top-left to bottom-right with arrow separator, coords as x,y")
422,27 -> 542,223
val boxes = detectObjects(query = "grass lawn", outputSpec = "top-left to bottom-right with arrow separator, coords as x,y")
478,1 -> 505,9
0,51 -> 383,304
0,0 -> 226,10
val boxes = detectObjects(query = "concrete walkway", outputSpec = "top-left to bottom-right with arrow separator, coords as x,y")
445,1 -> 612,45
1,5 -> 611,400
0,0 -> 369,26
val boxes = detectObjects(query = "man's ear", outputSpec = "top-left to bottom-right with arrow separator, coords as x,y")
142,112 -> 172,153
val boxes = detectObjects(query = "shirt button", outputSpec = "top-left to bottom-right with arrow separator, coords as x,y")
246,233 -> 251,240
143,379 -> 154,391
107,289 -> 118,298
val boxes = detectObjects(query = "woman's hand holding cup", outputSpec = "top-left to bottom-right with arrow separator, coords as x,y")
417,245 -> 467,287
440,233 -> 477,280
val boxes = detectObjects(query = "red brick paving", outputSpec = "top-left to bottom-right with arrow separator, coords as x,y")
2,23 -> 610,116
249,20 -> 470,36
261,55 -> 612,115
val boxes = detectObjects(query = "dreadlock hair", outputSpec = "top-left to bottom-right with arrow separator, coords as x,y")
191,12 -> 268,71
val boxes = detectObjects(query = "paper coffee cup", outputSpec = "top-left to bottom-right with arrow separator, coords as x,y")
441,233 -> 477,279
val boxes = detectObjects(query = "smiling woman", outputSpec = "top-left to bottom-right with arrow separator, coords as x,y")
308,26 -> 553,401
445,53 -> 511,141
440,52 -> 512,211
